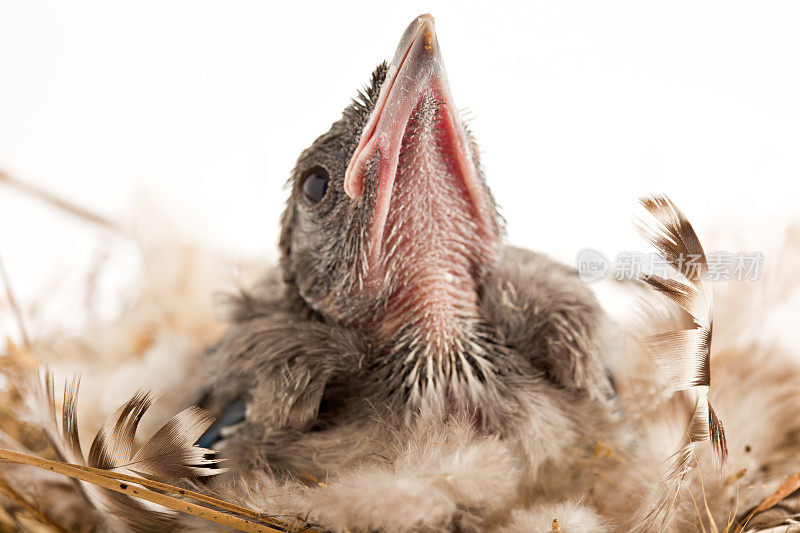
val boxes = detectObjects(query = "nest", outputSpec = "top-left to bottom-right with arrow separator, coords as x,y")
3,170 -> 800,532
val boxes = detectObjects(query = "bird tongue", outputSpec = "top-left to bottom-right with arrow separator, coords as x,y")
344,15 -> 499,346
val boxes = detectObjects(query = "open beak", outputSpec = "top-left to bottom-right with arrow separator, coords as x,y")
343,14 -> 498,271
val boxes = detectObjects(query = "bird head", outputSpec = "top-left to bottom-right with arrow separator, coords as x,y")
280,14 -> 503,354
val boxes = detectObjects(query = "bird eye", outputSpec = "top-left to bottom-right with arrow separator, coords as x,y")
301,167 -> 330,205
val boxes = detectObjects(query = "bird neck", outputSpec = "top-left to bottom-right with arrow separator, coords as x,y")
371,313 -> 501,421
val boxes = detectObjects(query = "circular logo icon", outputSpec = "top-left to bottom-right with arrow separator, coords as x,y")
575,248 -> 609,284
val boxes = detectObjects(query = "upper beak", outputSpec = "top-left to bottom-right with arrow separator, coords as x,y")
344,14 -> 443,201
343,14 -> 497,269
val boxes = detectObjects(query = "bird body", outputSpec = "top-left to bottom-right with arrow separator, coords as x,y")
202,246 -> 611,479
199,14 -> 613,483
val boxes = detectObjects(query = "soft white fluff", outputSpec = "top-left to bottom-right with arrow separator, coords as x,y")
499,502 -> 608,533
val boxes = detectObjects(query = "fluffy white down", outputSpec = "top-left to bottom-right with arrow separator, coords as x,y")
306,420 -> 520,532
499,502 -> 608,532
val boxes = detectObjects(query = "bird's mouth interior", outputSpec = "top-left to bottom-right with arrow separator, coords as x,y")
344,15 -> 500,345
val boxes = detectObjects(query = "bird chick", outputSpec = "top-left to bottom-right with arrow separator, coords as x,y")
200,14 -> 612,483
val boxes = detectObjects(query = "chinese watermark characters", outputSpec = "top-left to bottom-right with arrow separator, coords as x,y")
575,249 -> 763,284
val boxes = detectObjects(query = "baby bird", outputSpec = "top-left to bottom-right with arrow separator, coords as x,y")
199,14 -> 612,482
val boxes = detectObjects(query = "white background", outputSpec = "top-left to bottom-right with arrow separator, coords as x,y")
1,1 -> 799,340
